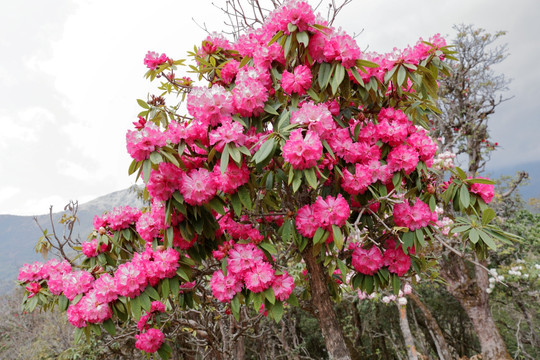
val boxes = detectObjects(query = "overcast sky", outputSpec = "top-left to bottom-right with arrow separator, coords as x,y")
1,0 -> 539,215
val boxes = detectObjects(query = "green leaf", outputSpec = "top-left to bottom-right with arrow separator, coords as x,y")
313,227 -> 327,245
237,186 -> 252,210
102,319 -> 116,336
415,228 -> 425,247
264,288 -> 276,304
287,293 -> 299,307
161,278 -> 170,299
451,225 -> 471,234
318,62 -> 333,89
253,137 -> 276,164
304,168 -> 318,189
264,103 -> 280,115
149,151 -> 163,165
391,274 -> 401,295
137,99 -> 150,109
142,159 -> 152,183
228,144 -> 242,164
170,276 -> 180,296
459,185 -> 470,209
259,242 -> 277,254
231,295 -> 240,322
332,225 -> 343,250
230,192 -> 243,217
144,286 -> 160,300
131,296 -> 142,319
478,230 -> 497,250
455,167 -> 467,180
465,178 -> 496,185
482,208 -> 496,225
396,66 -> 407,87
297,31 -> 309,47
157,343 -> 172,360
58,294 -> 69,311
469,228 -> 479,244
331,63 -> 346,94
270,301 -> 284,323
139,292 -> 151,312
220,143 -> 230,174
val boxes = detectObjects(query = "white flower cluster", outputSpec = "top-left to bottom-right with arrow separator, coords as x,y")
433,150 -> 456,171
358,284 -> 412,305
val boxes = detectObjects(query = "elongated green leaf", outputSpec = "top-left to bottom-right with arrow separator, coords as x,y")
482,208 -> 496,225
478,229 -> 497,250
137,99 -> 150,109
304,168 -> 318,189
469,228 -> 479,244
460,185 -> 470,209
253,137 -> 276,164
259,242 -> 277,254
231,295 -> 240,321
318,62 -> 333,89
237,186 -> 252,210
331,64 -> 346,94
313,227 -> 326,245
332,225 -> 343,250
396,66 -> 407,87
220,143 -> 230,174
102,319 -> 116,336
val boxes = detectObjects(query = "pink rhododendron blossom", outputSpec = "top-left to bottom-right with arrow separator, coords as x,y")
135,328 -> 165,353
393,199 -> 435,230
62,271 -> 94,301
244,261 -> 275,293
209,119 -> 246,152
312,194 -> 350,229
180,168 -> 217,206
147,162 -> 183,202
18,262 -> 45,282
341,164 -> 374,195
271,272 -> 295,301
383,244 -> 411,277
187,85 -> 233,126
232,80 -> 268,117
221,60 -> 240,84
281,65 -> 312,95
386,144 -> 419,174
469,177 -> 495,203
282,129 -> 322,169
144,51 -> 168,70
212,161 -> 250,194
323,33 -> 361,68
352,246 -> 384,275
93,273 -> 118,303
210,270 -> 242,302
25,282 -> 41,298
228,243 -> 266,275
82,238 -> 110,258
114,262 -> 147,298
295,204 -> 319,238
126,122 -> 166,161
291,101 -> 336,137
266,0 -> 315,34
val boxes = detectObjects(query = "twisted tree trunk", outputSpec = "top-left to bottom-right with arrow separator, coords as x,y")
303,245 -> 351,360
441,254 -> 511,360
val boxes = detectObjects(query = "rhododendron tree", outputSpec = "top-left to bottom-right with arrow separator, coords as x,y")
17,2 -> 517,359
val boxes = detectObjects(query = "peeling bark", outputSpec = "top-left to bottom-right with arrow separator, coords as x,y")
303,245 -> 351,360
441,254 -> 512,360
398,303 -> 418,360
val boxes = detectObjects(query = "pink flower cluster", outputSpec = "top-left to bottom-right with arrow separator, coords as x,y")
93,206 -> 142,232
296,194 -> 350,238
282,65 -> 312,95
393,199 -> 436,231
282,129 -> 323,169
350,237 -> 413,277
135,328 -> 165,353
144,51 -> 169,70
126,122 -> 167,161
211,243 -> 294,302
82,238 -> 110,258
469,177 -> 495,203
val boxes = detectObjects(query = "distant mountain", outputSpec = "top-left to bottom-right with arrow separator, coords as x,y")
0,187 -> 144,294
